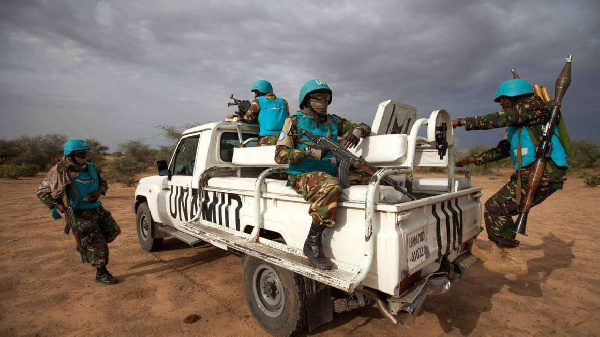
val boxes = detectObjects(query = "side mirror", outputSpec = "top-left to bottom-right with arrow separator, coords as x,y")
156,160 -> 169,177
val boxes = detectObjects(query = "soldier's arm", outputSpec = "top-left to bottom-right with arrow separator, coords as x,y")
282,99 -> 290,116
36,167 -> 60,209
333,115 -> 371,138
274,117 -> 308,164
97,170 -> 108,195
472,139 -> 511,165
242,99 -> 260,124
464,98 -> 549,131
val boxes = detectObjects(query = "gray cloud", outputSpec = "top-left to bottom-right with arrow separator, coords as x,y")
1,0 -> 599,150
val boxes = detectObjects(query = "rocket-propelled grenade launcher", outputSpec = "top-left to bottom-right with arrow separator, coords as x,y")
514,55 -> 572,235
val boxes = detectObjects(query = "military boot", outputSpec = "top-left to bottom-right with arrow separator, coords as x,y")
96,266 -> 119,285
471,241 -> 503,262
303,223 -> 333,270
482,246 -> 528,276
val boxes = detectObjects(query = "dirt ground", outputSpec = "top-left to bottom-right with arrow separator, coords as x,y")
1,170 -> 599,336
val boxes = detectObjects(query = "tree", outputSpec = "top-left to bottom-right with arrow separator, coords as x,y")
0,139 -> 20,164
10,134 -> 68,169
118,140 -> 155,166
84,138 -> 110,164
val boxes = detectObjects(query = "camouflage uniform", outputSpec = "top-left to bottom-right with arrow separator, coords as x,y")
243,92 -> 290,146
275,112 -> 371,227
464,95 -> 567,247
37,159 -> 121,268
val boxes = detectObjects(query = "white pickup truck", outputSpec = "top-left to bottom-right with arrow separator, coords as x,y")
134,101 -> 482,335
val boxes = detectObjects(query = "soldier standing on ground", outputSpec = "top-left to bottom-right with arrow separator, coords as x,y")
242,80 -> 290,146
453,79 -> 568,275
274,79 -> 370,269
37,139 -> 121,284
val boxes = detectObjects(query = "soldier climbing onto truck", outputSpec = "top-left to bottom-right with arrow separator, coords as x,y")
453,66 -> 570,275
274,78 -> 371,269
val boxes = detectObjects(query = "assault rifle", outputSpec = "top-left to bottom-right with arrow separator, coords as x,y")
514,55 -> 572,235
227,94 -> 251,117
300,129 -> 416,200
61,189 -> 86,262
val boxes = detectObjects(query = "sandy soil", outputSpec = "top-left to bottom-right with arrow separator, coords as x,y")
1,171 -> 599,336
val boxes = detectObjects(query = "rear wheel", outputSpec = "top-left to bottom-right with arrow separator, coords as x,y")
136,202 -> 163,252
243,256 -> 307,336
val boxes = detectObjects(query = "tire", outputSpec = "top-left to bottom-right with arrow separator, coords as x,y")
136,202 -> 163,252
243,256 -> 307,336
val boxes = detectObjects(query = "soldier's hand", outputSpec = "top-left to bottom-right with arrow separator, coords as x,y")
88,188 -> 102,202
305,147 -> 326,160
54,203 -> 66,213
452,118 -> 465,129
345,128 -> 362,148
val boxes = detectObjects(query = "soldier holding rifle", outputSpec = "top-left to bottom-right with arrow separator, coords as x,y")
37,139 -> 121,284
275,79 -> 370,269
453,57 -> 572,275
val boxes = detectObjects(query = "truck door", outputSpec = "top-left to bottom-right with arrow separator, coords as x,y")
163,134 -> 200,228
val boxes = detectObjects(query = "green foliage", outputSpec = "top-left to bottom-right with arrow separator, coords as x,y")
0,139 -> 21,163
84,138 -> 110,164
105,157 -> 148,187
154,145 -> 174,163
582,172 -> 600,187
0,164 -> 40,179
118,140 -> 155,166
7,134 -> 68,169
568,139 -> 600,169
156,123 -> 200,145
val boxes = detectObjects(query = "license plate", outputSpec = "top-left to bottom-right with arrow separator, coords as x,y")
407,228 -> 429,269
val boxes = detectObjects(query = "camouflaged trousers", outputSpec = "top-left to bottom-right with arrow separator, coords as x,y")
484,167 -> 566,247
258,134 -> 279,146
289,171 -> 342,228
73,206 -> 121,268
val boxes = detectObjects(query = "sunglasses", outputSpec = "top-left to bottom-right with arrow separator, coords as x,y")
72,150 -> 89,159
309,92 -> 331,101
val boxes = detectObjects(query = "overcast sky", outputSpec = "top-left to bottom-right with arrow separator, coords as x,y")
1,0 -> 599,151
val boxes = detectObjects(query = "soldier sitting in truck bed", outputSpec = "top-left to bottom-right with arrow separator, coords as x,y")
275,79 -> 370,269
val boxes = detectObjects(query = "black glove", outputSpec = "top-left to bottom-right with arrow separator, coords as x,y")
345,128 -> 362,148
88,188 -> 102,202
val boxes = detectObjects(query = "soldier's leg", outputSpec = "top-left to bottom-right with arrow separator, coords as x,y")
478,174 -> 527,275
289,172 -> 342,269
289,172 -> 342,227
97,206 -> 121,244
76,209 -> 118,284
483,176 -> 520,247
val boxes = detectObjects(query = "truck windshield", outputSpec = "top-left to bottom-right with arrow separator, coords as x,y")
219,132 -> 256,162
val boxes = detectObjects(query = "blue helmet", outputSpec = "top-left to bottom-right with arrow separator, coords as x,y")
63,139 -> 91,156
298,79 -> 332,108
494,79 -> 533,102
251,80 -> 273,94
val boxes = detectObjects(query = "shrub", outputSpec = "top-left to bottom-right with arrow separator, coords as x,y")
118,140 -> 155,166
583,173 -> 600,187
0,164 -> 40,179
568,139 -> 600,169
105,157 -> 148,187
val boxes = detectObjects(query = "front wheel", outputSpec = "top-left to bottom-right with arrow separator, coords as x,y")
243,256 -> 307,336
136,202 -> 163,252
